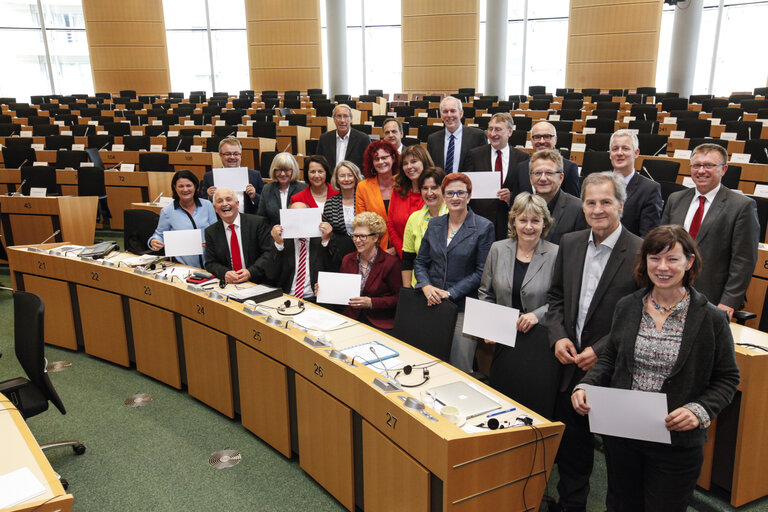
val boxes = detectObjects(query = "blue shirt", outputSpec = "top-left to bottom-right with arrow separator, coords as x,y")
148,198 -> 217,268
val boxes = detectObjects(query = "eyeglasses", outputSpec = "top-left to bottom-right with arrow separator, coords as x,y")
274,168 -> 293,175
531,134 -> 554,141
220,152 -> 241,158
530,170 -> 562,178
691,163 -> 724,170
444,190 -> 469,198
351,234 -> 374,241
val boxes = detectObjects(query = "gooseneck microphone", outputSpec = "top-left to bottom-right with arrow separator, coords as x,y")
41,229 -> 61,244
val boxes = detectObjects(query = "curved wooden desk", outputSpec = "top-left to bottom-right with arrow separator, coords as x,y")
7,245 -> 564,512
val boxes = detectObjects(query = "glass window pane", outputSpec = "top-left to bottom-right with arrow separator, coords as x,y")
0,29 -> 51,98
478,21 -> 485,94
505,20 -> 525,96
211,30 -> 249,94
347,0 -> 362,26
365,26 -> 401,94
167,30 -> 212,95
524,19 -> 567,93
655,9 -> 674,92
48,29 -> 93,94
163,0 -> 206,30
346,27 -> 364,94
208,0 -> 246,29
0,0 -> 41,28
528,0 -> 569,19
41,0 -> 85,29
712,3 -> 768,95
364,0 -> 399,26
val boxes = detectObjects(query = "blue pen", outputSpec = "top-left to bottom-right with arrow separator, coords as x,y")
487,407 -> 516,418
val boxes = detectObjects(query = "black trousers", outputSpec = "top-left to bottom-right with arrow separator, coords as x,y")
602,435 -> 703,512
553,388 -> 594,512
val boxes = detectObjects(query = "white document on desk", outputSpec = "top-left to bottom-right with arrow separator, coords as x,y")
581,384 -> 671,444
280,208 -> 322,238
292,309 -> 348,330
163,229 -> 204,257
467,172 -> 501,199
463,297 -> 520,347
316,271 -> 361,305
213,167 -> 248,192
0,467 -> 46,508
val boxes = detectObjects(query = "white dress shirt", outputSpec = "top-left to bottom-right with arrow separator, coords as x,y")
683,184 -> 721,231
489,144 -> 510,183
222,213 -> 246,270
336,130 -> 350,162
444,125 -> 463,174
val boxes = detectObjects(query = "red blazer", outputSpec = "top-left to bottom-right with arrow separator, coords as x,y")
340,248 -> 401,330
290,184 -> 339,209
386,189 -> 424,258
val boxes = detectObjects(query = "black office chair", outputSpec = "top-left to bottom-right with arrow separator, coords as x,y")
557,109 -> 582,121
528,99 -> 551,111
123,135 -> 151,151
581,151 -> 612,176
1,145 -> 36,168
585,118 -> 615,134
584,133 -> 611,152
744,139 -> 768,164
637,134 -> 669,156
390,288 -> 458,363
55,150 -> 90,170
512,116 -> 532,132
166,136 -> 194,152
640,159 -> 680,182
581,88 -> 601,96
701,98 -> 729,113
417,125 -> 442,142
33,124 -> 60,137
0,291 -> 85,488
549,120 -> 573,133
252,122 -> 277,139
78,167 -> 111,223
260,151 -> 278,178
0,123 -> 21,136
677,118 -> 711,139
593,109 -> 618,120
659,181 -> 687,204
124,209 -> 161,255
139,153 -> 172,172
669,110 -> 700,120
689,94 -> 713,104
630,104 -> 658,122
711,107 -> 742,123
628,120 -> 657,134
725,121 -> 762,140
21,165 -> 60,196
721,164 -> 741,189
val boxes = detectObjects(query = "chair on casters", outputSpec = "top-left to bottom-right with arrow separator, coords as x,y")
0,291 -> 86,489
390,288 -> 458,363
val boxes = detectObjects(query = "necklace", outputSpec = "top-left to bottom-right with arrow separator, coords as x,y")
650,289 -> 687,314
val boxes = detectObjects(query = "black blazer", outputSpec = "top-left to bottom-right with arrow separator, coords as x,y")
256,181 -> 308,227
546,227 -> 643,390
579,287 -> 740,447
316,128 -> 370,169
544,190 -> 588,245
200,169 -> 265,214
426,126 -> 487,173
204,213 -> 274,283
270,238 -> 334,294
621,172 -> 662,237
517,158 -> 581,198
661,185 -> 759,309
465,143 -> 531,240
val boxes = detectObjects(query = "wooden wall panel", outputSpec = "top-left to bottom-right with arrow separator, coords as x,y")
565,0 -> 662,90
83,0 -> 170,94
402,0 -> 479,94
245,0 -> 322,92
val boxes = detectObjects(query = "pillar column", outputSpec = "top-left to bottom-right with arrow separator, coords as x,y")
326,0 -> 347,97
667,0 -> 703,96
484,0 -> 508,97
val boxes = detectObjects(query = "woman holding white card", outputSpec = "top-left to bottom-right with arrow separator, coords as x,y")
478,192 -> 559,416
571,225 -> 739,512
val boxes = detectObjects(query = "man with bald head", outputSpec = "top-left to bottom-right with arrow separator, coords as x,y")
204,187 -> 274,284
516,121 -> 580,197
427,96 -> 487,173
316,103 -> 370,168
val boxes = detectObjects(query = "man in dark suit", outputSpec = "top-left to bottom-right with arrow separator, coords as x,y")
465,112 -> 530,240
426,96 -> 486,174
661,143 -> 759,318
315,104 -> 370,169
610,129 -> 662,237
516,121 -> 580,197
204,187 -> 274,284
528,149 -> 588,244
546,171 -> 642,512
200,137 -> 265,214
382,118 -> 404,153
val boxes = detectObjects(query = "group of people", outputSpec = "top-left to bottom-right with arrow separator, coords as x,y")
147,98 -> 759,511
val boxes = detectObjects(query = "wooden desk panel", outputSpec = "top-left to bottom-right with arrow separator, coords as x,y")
129,299 -> 181,389
0,196 -> 97,247
23,274 -> 77,350
76,285 -> 129,367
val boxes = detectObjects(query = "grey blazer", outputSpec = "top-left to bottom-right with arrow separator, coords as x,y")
479,238 -> 558,324
544,190 -> 588,245
661,185 -> 759,310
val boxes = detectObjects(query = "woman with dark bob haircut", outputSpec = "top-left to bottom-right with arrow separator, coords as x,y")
572,225 -> 739,512
355,139 -> 399,252
291,154 -> 338,209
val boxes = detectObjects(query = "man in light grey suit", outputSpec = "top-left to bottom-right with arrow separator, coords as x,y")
426,96 -> 487,173
661,143 -> 759,318
529,149 -> 588,244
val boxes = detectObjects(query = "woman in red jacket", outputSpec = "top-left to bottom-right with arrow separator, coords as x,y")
291,154 -> 338,209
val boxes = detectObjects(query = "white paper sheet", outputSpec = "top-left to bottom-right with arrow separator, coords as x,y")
292,309 -> 348,330
467,172 -> 502,199
316,271 -> 362,305
280,208 -> 322,238
162,229 -> 204,257
581,384 -> 671,444
213,167 -> 249,192
0,467 -> 46,508
157,196 -> 174,206
29,188 -> 47,197
462,297 -> 520,347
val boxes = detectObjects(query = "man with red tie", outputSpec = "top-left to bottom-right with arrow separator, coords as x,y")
204,187 -> 274,284
465,112 -> 530,240
661,143 -> 759,318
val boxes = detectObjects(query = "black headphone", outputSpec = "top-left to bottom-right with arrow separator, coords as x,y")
398,366 -> 430,388
277,299 -> 305,316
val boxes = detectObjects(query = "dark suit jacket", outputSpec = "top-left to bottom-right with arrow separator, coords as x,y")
200,169 -> 265,214
516,158 -> 581,198
661,185 -> 759,309
271,238 -> 333,294
204,213 -> 274,283
255,181 -> 308,227
339,248 -> 401,330
621,172 -> 662,237
579,287 -> 740,447
426,126 -> 487,173
544,190 -> 589,245
316,128 -> 370,169
546,227 -> 643,391
465,144 -> 530,240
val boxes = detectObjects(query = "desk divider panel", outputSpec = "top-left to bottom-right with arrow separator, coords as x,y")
22,274 -> 78,350
129,299 -> 181,389
76,285 -> 129,366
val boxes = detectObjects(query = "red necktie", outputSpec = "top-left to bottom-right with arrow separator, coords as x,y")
688,196 -> 707,239
294,238 -> 308,298
229,224 -> 243,271
495,149 -> 503,186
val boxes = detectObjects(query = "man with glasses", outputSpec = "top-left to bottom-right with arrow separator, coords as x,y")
529,149 -> 588,244
201,137 -> 265,214
516,121 -> 580,197
661,143 -> 759,319
466,112 -> 530,240
316,104 -> 370,168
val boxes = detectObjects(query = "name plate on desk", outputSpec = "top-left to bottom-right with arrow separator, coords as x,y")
61,130 -> 72,136
582,127 -> 596,134
623,116 -> 636,122
120,163 -> 135,172
88,120 -> 99,126
571,143 -> 586,152
152,120 -> 162,126
131,130 -> 143,136
278,120 -> 290,126
585,115 -> 597,121
627,129 -> 639,135
81,162 -> 94,167
753,184 -> 768,198
711,118 -> 721,125
525,140 -> 533,148
168,130 -> 179,137
548,114 -> 560,121
730,153 -> 751,163
720,132 -> 737,141
190,145 -> 203,153
215,120 -> 225,126
673,149 -> 692,159
112,144 -> 125,151
31,143 -> 44,151
184,120 -> 195,126
72,143 -> 85,151
150,144 -> 163,152
201,131 -> 212,138
670,130 -> 686,139
33,161 -> 48,166
30,187 -> 46,197
236,131 -> 248,138
54,120 -> 64,126
663,117 -> 677,124
20,131 -> 32,137
682,177 -> 695,187
246,120 -> 255,126
97,131 -> 108,135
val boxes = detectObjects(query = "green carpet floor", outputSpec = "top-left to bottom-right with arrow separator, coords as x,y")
1,235 -> 767,511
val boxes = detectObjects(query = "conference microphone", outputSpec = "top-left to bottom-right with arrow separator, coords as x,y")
107,161 -> 124,171
653,142 -> 668,157
156,131 -> 166,138
151,192 -> 163,204
16,159 -> 28,170
98,141 -> 111,151
174,138 -> 183,152
83,125 -> 90,137
749,126 -> 752,139
641,166 -> 655,181
763,147 -> 768,162
41,229 -> 61,244
369,346 -> 393,381
369,345 -> 402,392
11,178 -> 27,196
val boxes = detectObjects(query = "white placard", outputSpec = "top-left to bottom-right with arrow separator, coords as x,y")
215,120 -> 225,126
120,163 -> 135,172
150,144 -> 163,152
246,120 -> 255,126
168,130 -> 179,137
364,121 -> 374,126
525,140 -> 533,149
417,112 -> 428,118
585,115 -> 597,121
31,143 -> 44,151
682,177 -> 695,188
72,143 -> 85,151
61,130 -> 72,136
112,144 -> 125,151
710,118 -> 721,125
131,130 -> 142,136
730,153 -> 751,163
669,130 -> 686,139
548,114 -> 561,121
467,172 -> 502,199
87,120 -> 99,126
236,131 -> 248,138
760,119 -> 768,127
80,162 -> 94,168
96,130 -> 108,135
434,122 -> 444,126
316,271 -> 362,306
201,131 -> 212,138
32,161 -> 48,166
30,187 -> 47,197
279,208 -> 323,238
663,116 -> 677,124
720,132 -> 737,141
623,116 -> 636,122
213,167 -> 249,192
157,196 -> 174,206
753,184 -> 768,198
278,120 -> 289,126
190,145 -> 203,153
580,384 -> 671,444
54,120 -> 64,126
20,131 -> 32,137
627,129 -> 639,135
152,120 -> 162,126
582,127 -> 596,135
163,229 -> 204,257
571,143 -> 587,153
463,297 -> 520,347
184,120 -> 195,126
672,149 -> 692,159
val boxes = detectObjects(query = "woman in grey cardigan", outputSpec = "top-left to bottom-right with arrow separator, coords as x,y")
572,225 -> 739,512
479,193 -> 560,418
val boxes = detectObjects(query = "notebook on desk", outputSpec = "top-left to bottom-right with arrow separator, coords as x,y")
431,381 -> 501,419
